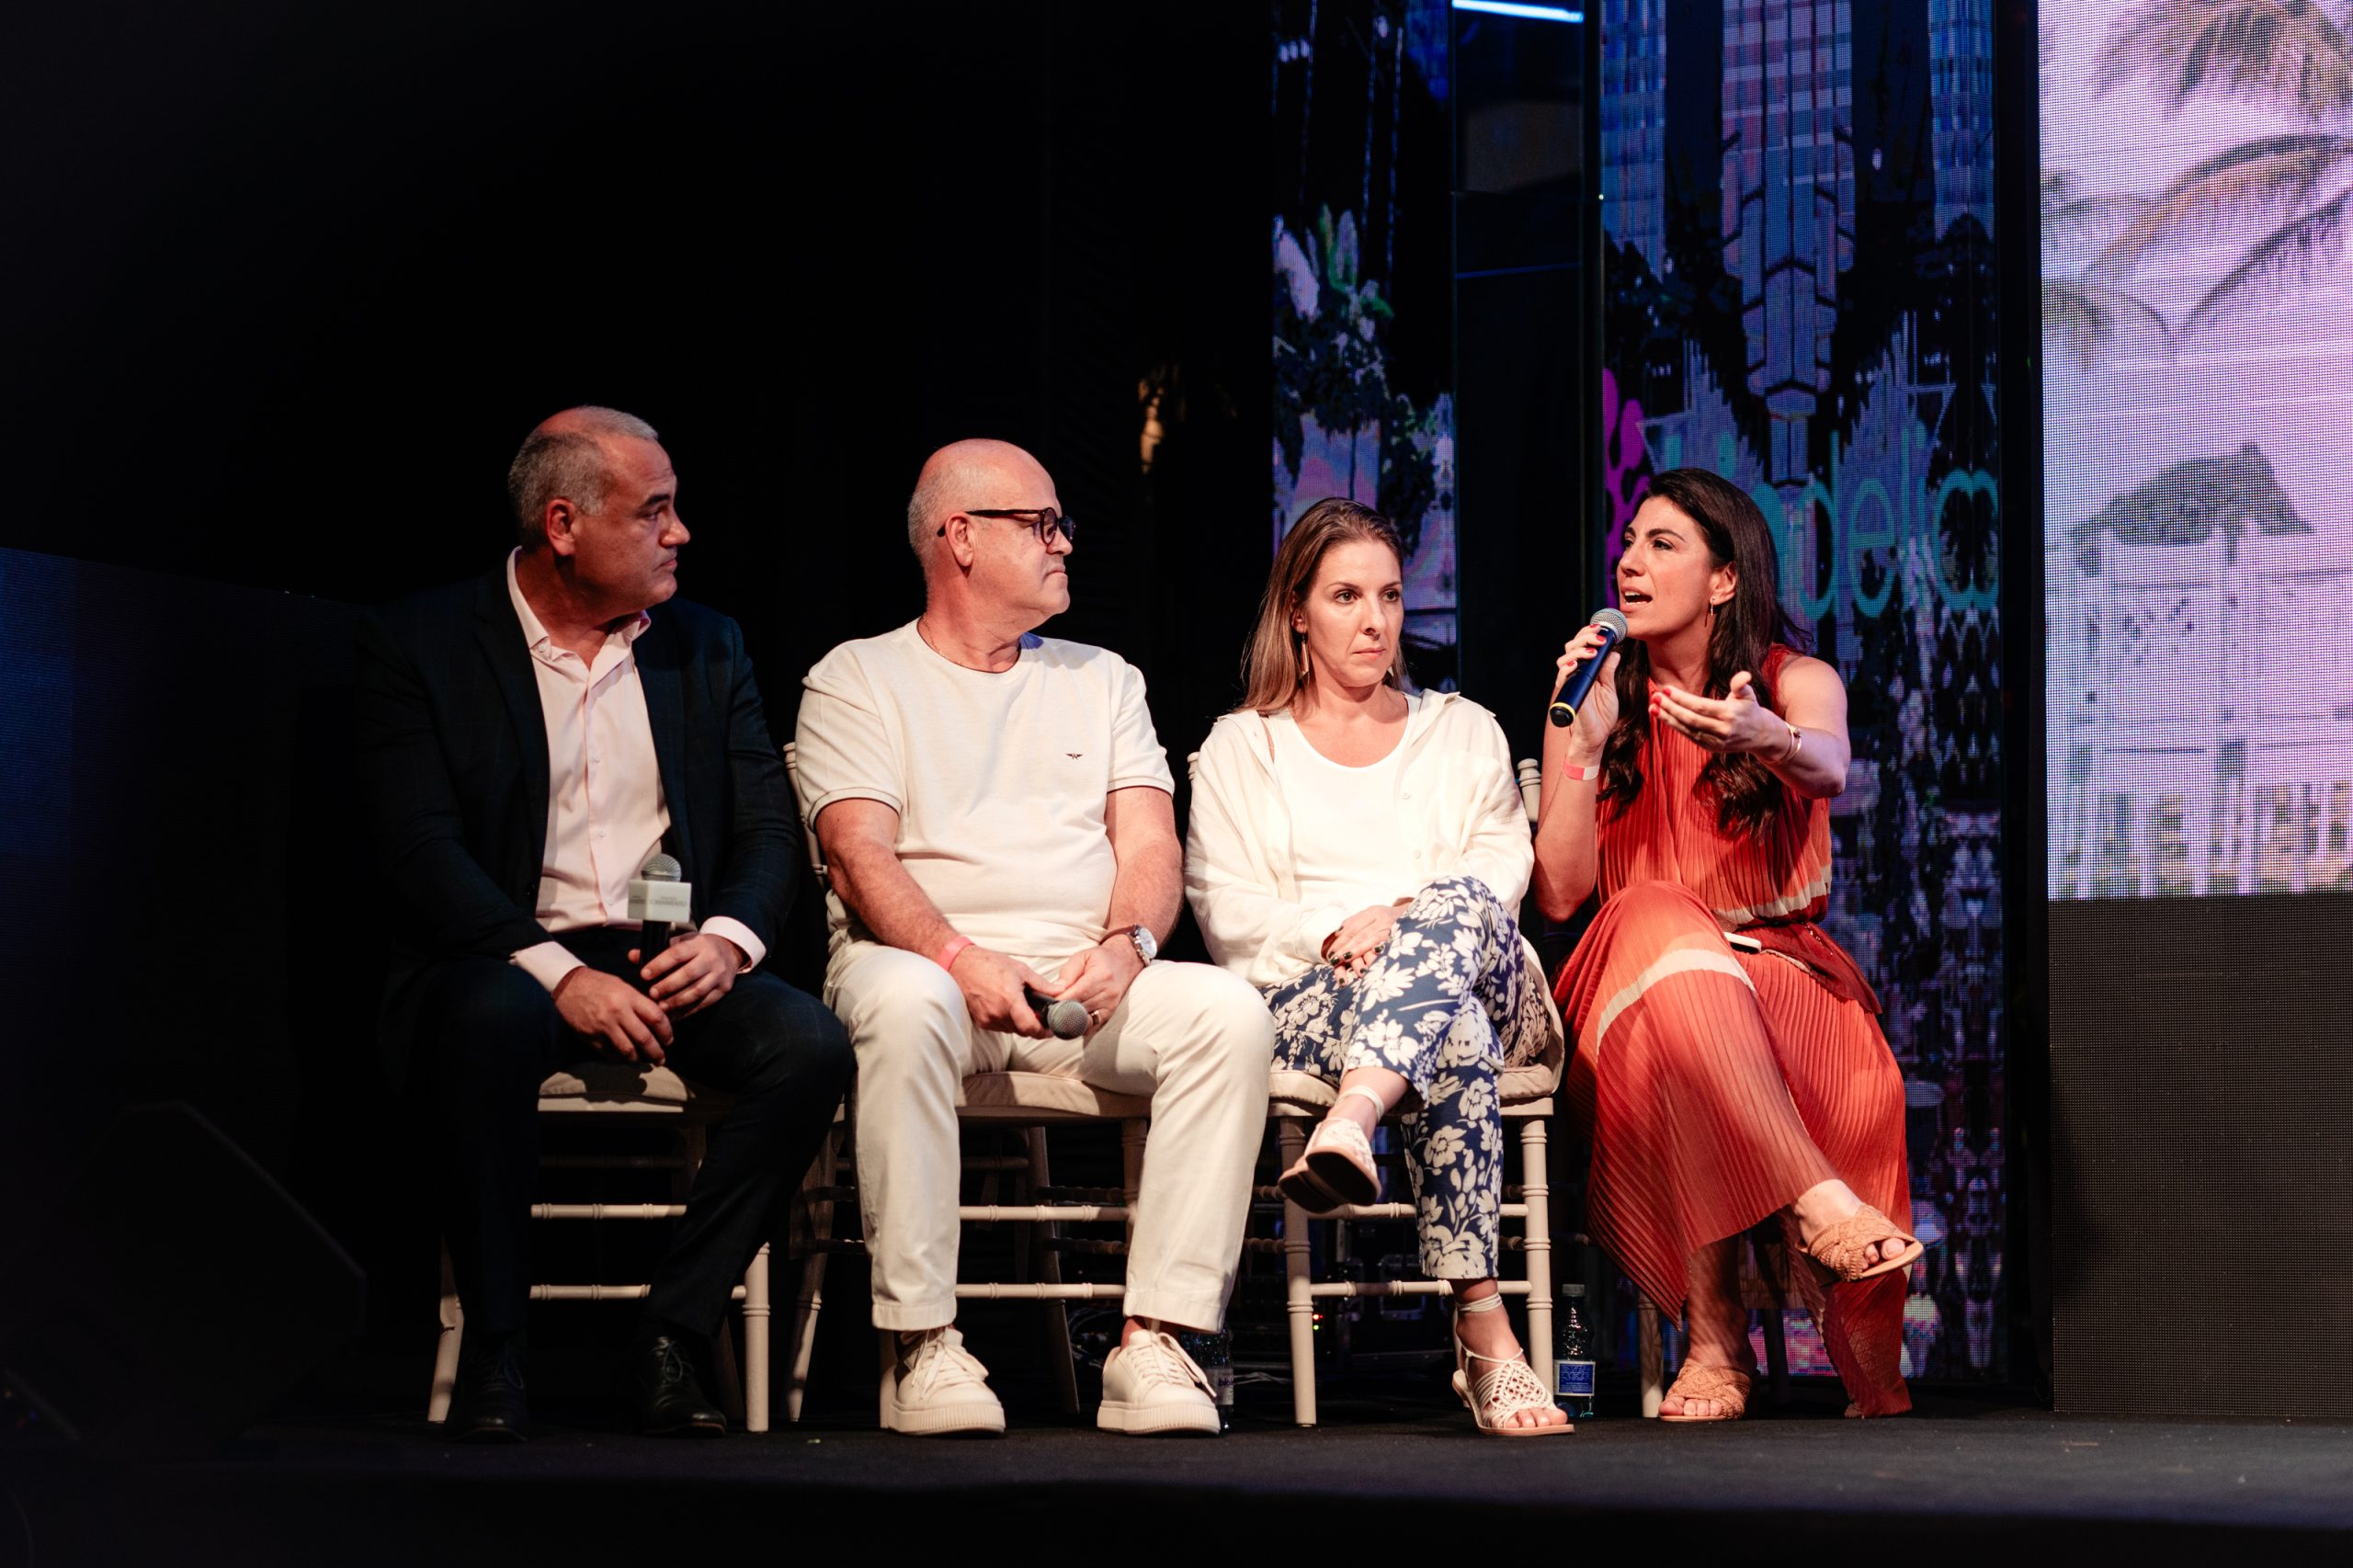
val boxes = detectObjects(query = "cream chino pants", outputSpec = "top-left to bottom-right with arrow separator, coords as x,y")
825,939 -> 1275,1334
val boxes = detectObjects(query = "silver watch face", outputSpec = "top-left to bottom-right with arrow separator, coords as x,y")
1130,924 -> 1158,963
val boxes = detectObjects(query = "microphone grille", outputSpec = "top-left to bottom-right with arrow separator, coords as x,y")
1593,608 -> 1630,638
640,853 -> 682,882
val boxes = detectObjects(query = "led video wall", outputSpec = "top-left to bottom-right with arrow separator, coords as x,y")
1598,1 -> 2006,1381
2045,3 -> 2353,898
1272,0 -> 1460,687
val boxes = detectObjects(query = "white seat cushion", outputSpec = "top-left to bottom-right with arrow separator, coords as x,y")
537,1062 -> 709,1111
1267,1055 -> 1563,1116
958,1071 -> 1152,1122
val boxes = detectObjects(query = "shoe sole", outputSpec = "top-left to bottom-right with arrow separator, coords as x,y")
1849,1239 -> 1925,1280
1278,1155 -> 1378,1213
880,1395 -> 1006,1437
1096,1400 -> 1220,1436
449,1424 -> 529,1445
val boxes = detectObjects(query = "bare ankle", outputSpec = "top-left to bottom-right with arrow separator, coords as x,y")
1790,1178 -> 1862,1241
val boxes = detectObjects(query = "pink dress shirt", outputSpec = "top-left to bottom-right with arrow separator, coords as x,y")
505,551 -> 765,994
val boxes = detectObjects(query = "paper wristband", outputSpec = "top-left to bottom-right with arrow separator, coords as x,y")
938,935 -> 974,972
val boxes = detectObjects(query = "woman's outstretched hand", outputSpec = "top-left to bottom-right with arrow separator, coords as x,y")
1651,670 -> 1784,756
1552,628 -> 1622,759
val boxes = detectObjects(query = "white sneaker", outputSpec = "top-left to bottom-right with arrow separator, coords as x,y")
1097,1328 -> 1220,1437
878,1326 -> 1006,1436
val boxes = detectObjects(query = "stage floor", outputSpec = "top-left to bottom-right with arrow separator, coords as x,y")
17,1381 -> 2353,1563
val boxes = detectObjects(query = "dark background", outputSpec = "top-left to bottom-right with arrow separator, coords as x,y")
1,1 -> 1269,734
0,0 -> 1271,1381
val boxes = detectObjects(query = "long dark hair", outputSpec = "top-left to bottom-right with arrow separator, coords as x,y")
1598,468 -> 1810,837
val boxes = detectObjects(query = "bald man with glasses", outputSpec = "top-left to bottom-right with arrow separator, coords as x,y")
793,438 -> 1273,1437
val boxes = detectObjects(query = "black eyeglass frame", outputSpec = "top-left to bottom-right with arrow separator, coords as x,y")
935,507 -> 1077,546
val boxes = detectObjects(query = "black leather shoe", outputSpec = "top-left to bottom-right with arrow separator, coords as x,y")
449,1335 -> 530,1444
631,1329 -> 727,1437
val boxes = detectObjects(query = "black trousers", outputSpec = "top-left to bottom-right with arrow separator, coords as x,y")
413,928 -> 852,1342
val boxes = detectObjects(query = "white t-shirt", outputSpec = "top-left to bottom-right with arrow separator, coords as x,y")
795,620 -> 1175,963
1267,701 -> 1424,917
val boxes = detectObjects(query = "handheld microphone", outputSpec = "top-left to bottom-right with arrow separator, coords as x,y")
1023,986 -> 1090,1039
1547,608 -> 1630,728
627,852 -> 693,983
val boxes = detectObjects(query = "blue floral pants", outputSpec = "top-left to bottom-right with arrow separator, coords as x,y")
1262,875 -> 1558,1278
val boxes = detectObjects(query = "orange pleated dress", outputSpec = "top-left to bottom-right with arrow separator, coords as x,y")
1552,647 -> 1912,1415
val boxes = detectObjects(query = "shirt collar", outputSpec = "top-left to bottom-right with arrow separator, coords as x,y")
506,548 -> 653,659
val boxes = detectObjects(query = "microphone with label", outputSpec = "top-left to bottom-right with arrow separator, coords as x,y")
627,852 -> 694,987
1022,986 -> 1090,1039
1547,608 -> 1630,728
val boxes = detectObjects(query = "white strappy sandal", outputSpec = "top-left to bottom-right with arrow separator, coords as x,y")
1450,1292 -> 1574,1437
1278,1085 -> 1386,1213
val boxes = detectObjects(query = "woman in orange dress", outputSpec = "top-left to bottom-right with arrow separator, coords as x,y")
1535,468 -> 1918,1420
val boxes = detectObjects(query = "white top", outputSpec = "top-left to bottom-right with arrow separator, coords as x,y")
1267,703 -> 1422,918
501,550 -> 766,994
795,619 -> 1175,963
1185,689 -> 1537,990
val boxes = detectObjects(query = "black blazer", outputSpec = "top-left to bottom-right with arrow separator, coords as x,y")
354,564 -> 799,1068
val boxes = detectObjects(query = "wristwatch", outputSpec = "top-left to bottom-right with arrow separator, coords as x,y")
1111,923 -> 1158,966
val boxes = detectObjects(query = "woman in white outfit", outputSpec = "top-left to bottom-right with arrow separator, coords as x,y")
1185,498 -> 1569,1436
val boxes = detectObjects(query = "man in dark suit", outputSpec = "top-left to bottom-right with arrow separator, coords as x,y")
356,405 -> 850,1441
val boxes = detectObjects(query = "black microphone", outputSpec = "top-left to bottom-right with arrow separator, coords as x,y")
627,852 -> 690,985
1023,986 -> 1090,1039
1548,608 -> 1630,728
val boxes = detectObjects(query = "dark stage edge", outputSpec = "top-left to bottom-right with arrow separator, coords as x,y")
16,1387 -> 2352,1564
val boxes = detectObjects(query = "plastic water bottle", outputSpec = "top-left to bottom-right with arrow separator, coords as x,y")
1184,1328 -> 1235,1427
1553,1283 -> 1596,1417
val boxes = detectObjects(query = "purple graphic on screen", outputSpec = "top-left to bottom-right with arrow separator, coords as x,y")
1600,0 -> 2006,1381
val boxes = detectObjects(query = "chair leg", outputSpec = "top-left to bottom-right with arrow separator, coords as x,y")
785,1123 -> 838,1426
1763,1304 -> 1790,1406
1278,1120 -> 1317,1428
1028,1127 -> 1080,1418
786,1249 -> 828,1426
1518,1116 -> 1555,1391
743,1243 -> 771,1434
1638,1295 -> 1665,1418
711,1300 -> 748,1427
428,1242 -> 464,1424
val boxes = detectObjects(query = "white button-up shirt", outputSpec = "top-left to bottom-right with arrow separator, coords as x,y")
505,551 -> 764,993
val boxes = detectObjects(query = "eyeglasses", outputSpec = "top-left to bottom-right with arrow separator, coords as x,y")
937,507 -> 1077,547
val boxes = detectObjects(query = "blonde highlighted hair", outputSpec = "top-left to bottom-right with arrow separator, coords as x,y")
1237,497 -> 1412,715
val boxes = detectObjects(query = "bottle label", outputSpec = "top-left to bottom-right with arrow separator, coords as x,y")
1556,1358 -> 1596,1399
1210,1366 -> 1236,1407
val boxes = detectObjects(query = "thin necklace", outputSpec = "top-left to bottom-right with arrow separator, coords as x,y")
915,614 -> 1018,673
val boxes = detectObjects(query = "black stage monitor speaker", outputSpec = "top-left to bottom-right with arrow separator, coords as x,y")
0,1103 -> 366,1458
2051,893 -> 2353,1417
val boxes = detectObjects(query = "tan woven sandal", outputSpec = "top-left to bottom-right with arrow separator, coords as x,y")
1449,1293 -> 1573,1437
1802,1203 -> 1924,1283
1660,1363 -> 1751,1423
1278,1086 -> 1384,1214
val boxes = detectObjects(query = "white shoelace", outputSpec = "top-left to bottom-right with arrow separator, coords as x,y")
1120,1331 -> 1209,1392
900,1329 -> 990,1401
